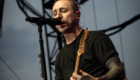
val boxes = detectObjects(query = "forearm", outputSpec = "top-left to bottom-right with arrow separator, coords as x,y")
98,56 -> 125,80
89,56 -> 125,80
72,56 -> 125,80
71,67 -> 125,80
98,67 -> 125,80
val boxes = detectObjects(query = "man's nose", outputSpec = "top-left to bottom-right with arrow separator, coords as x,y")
57,12 -> 62,18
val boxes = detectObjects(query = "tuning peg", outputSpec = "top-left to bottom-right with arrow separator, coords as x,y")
38,54 -> 41,58
39,67 -> 42,71
39,60 -> 41,64
40,73 -> 44,78
80,38 -> 83,42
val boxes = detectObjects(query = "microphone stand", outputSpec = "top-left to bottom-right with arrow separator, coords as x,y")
38,25 -> 47,80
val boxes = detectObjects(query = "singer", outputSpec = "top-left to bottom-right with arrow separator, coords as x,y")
52,0 -> 125,80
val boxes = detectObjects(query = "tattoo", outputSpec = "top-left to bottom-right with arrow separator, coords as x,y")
98,56 -> 125,80
105,55 -> 120,69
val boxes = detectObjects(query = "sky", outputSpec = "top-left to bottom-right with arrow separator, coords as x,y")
0,0 -> 43,80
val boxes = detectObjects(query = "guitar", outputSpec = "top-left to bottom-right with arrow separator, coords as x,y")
74,29 -> 89,74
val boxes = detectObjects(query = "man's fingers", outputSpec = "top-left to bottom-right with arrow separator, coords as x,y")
73,74 -> 82,79
79,70 -> 88,75
70,76 -> 73,80
71,72 -> 83,80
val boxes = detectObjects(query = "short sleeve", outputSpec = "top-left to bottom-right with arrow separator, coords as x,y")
93,33 -> 118,65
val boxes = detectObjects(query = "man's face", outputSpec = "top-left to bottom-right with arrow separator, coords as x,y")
52,1 -> 77,34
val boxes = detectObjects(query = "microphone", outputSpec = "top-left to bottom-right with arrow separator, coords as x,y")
25,17 -> 62,25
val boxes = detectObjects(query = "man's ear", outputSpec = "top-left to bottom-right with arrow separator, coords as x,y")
76,11 -> 81,19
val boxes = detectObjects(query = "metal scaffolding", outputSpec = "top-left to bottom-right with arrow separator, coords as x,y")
0,0 -> 4,38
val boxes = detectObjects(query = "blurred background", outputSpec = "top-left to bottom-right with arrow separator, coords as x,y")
0,0 -> 140,80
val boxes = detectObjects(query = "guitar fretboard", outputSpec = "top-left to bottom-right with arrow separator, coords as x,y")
74,53 -> 81,74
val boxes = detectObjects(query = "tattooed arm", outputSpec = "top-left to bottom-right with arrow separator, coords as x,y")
98,55 -> 125,80
70,55 -> 125,80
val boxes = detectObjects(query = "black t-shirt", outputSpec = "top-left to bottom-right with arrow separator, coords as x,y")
55,30 -> 118,80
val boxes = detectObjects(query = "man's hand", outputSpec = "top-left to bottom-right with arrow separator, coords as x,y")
70,70 -> 99,80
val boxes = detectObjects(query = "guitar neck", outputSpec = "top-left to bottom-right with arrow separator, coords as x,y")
74,54 -> 81,74
74,29 -> 89,74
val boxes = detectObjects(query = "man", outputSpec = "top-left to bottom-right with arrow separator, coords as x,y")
52,0 -> 125,80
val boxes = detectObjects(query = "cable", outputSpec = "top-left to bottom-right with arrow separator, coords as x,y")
0,56 -> 21,80
115,0 -> 125,63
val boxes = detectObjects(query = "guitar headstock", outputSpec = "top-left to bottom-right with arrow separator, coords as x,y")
77,29 -> 89,56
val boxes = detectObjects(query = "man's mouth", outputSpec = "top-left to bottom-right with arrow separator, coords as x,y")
56,22 -> 66,28
60,22 -> 66,26
60,24 -> 65,28
61,22 -> 66,24
60,26 -> 64,28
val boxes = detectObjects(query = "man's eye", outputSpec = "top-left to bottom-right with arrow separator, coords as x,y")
61,10 -> 67,13
62,11 -> 66,12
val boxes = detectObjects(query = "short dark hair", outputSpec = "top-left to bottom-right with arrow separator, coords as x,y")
54,0 -> 79,13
